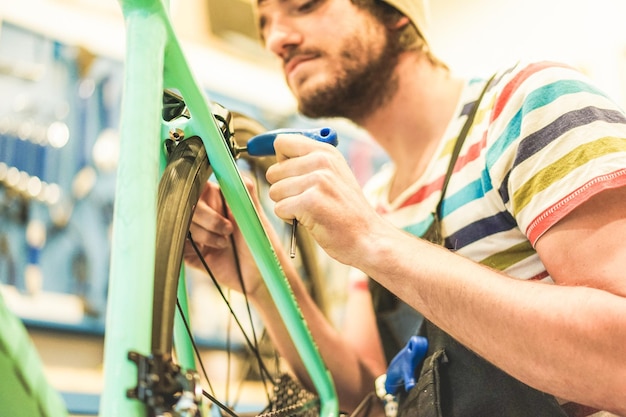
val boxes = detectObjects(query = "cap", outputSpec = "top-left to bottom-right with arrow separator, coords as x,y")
381,0 -> 430,45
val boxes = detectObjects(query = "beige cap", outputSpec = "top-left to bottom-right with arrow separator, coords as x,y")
382,0 -> 430,45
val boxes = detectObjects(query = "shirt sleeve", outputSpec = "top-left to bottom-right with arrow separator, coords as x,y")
485,61 -> 626,246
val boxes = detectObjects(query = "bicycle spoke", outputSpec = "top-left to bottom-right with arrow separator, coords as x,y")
186,234 -> 275,384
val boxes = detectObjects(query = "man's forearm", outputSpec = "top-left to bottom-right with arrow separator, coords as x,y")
357,228 -> 626,414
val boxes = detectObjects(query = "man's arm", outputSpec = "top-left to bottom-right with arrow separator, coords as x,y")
536,186 -> 626,296
342,270 -> 387,378
354,187 -> 626,414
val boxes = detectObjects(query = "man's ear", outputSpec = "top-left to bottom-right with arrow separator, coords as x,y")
390,15 -> 411,30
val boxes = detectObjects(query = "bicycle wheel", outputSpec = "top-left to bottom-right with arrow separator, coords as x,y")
151,129 -> 320,417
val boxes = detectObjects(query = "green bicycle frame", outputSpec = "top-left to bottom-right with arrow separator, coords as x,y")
100,0 -> 338,416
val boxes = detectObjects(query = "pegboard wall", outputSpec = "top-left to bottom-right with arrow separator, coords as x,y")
0,22 -> 122,331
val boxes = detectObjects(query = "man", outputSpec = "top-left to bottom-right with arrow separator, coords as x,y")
185,0 -> 626,415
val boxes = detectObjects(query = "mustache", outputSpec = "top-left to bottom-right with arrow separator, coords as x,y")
283,48 -> 321,66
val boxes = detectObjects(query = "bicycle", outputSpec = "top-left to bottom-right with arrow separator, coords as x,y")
99,0 -> 341,416
0,0 -> 344,415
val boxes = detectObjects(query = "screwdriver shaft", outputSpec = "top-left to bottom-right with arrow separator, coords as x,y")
290,219 -> 297,258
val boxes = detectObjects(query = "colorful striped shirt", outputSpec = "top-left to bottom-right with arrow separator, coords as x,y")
363,60 -> 626,284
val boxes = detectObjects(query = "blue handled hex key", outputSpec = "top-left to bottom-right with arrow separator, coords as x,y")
238,127 -> 339,258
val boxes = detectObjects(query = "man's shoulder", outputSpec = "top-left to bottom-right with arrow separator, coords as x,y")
489,58 -> 600,98
496,58 -> 580,77
485,58 -> 604,124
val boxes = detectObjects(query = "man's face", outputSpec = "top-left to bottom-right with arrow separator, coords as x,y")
257,0 -> 401,122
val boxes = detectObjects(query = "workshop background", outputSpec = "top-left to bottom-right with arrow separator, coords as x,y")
0,0 -> 624,415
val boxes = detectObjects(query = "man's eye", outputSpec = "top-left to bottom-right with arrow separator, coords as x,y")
297,0 -> 320,13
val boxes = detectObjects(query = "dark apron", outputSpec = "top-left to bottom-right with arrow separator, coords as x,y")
369,279 -> 567,417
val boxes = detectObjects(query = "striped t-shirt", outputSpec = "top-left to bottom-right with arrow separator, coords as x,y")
364,60 -> 626,283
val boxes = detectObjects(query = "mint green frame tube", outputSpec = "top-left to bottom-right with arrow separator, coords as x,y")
99,5 -> 165,417
100,0 -> 338,416
0,293 -> 69,417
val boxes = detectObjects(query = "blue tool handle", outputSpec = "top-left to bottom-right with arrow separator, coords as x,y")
246,127 -> 338,156
384,335 -> 429,395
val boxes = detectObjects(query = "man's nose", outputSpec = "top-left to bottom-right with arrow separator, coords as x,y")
263,23 -> 303,59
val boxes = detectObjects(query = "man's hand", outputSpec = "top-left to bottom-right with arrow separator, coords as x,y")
183,177 -> 264,297
266,134 -> 386,266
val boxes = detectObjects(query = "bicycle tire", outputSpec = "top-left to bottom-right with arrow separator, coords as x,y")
152,135 -> 212,355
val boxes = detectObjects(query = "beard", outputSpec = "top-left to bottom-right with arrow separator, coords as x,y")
295,30 -> 401,123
